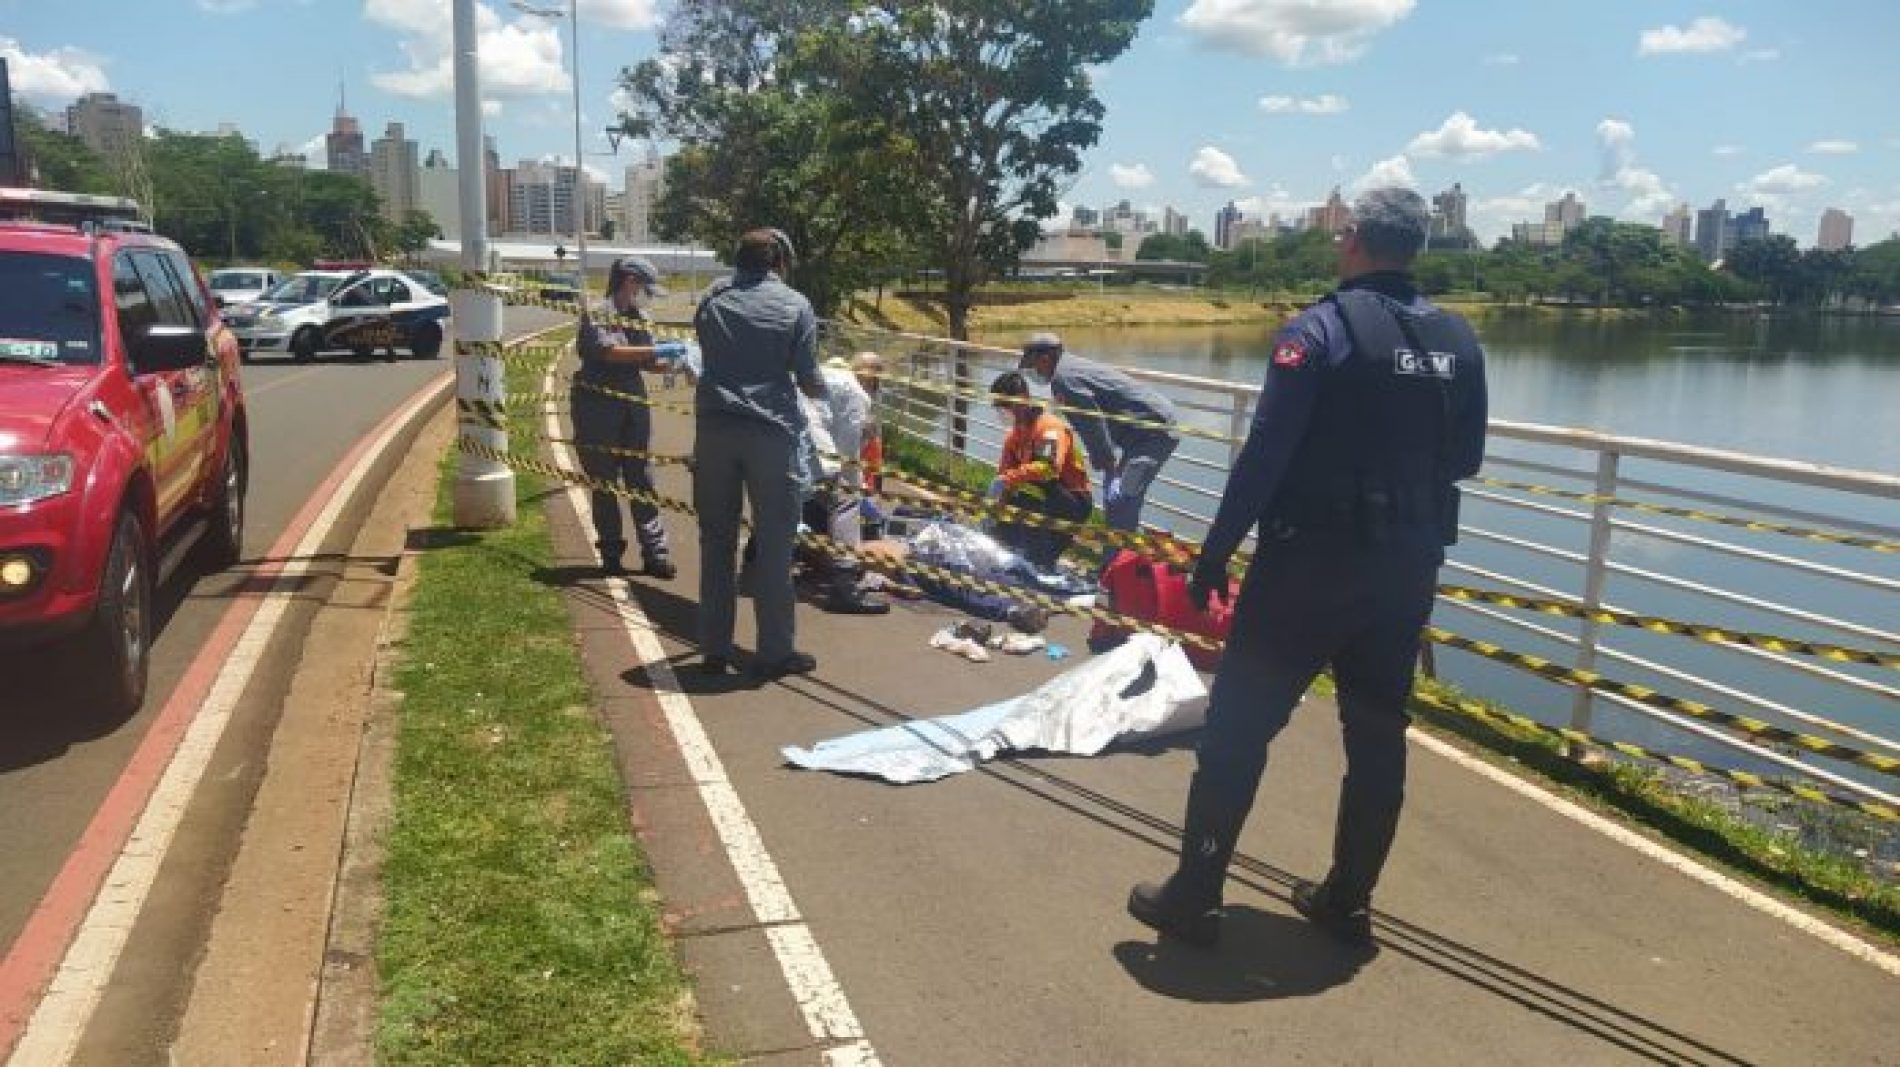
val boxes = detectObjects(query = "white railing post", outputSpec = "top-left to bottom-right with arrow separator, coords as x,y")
1567,449 -> 1621,747
1226,391 -> 1249,467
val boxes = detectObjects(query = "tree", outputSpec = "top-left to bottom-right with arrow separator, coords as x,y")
1135,230 -> 1210,263
394,210 -> 442,256
1726,234 -> 1802,304
10,103 -> 115,193
614,0 -> 924,315
827,0 -> 1153,337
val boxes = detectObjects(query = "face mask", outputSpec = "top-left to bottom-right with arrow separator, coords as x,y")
629,289 -> 651,309
1026,363 -> 1053,386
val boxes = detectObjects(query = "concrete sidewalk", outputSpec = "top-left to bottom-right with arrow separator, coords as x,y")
540,370 -> 1898,1065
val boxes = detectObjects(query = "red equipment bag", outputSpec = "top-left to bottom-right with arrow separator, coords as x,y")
1089,551 -> 1239,670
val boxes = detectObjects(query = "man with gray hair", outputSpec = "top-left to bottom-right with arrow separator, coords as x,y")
1128,187 -> 1489,950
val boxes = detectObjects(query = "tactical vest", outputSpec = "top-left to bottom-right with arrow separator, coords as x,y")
1265,288 -> 1482,550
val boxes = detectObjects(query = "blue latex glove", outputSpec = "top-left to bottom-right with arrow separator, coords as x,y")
1103,474 -> 1124,508
986,477 -> 1006,501
652,340 -> 688,364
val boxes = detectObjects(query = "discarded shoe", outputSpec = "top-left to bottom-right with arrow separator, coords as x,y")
1291,879 -> 1374,947
929,628 -> 991,663
988,633 -> 1046,655
1008,604 -> 1051,634
952,620 -> 995,644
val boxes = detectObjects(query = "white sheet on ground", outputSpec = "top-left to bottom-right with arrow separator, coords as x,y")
782,635 -> 1208,783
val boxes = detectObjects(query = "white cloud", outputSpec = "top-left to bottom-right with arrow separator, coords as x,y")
1232,183 -> 1309,221
578,0 -> 659,31
1713,144 -> 1744,157
1638,16 -> 1746,56
1258,93 -> 1349,115
1482,52 -> 1520,66
1808,140 -> 1859,155
297,134 -> 327,168
1188,146 -> 1249,188
1405,111 -> 1541,160
1178,0 -> 1416,66
1741,164 -> 1829,196
1738,48 -> 1780,63
197,0 -> 257,12
1351,154 -> 1415,192
367,0 -> 574,99
1109,163 -> 1157,190
0,35 -> 110,100
1594,119 -> 1677,218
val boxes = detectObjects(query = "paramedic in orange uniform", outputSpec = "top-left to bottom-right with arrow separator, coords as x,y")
987,371 -> 1094,571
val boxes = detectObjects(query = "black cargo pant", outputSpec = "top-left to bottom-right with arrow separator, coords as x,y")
570,381 -> 669,565
1195,536 -> 1441,906
996,483 -> 1093,571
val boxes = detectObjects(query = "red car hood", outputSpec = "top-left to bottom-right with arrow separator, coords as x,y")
0,365 -> 95,452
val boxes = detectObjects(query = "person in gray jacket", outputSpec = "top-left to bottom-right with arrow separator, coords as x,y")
693,229 -> 827,680
1018,332 -> 1179,559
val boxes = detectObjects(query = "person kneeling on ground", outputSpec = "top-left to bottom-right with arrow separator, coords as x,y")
796,357 -> 890,615
988,371 -> 1094,572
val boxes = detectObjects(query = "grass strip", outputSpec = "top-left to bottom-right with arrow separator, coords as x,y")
376,340 -> 715,1065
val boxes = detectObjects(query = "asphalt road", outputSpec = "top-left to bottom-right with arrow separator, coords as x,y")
0,308 -> 568,970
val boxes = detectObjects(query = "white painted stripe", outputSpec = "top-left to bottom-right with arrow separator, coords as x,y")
8,376 -> 454,1067
1408,729 -> 1900,979
540,362 -> 878,1062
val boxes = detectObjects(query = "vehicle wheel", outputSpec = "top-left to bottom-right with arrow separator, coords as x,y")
71,510 -> 151,720
291,327 -> 321,363
199,436 -> 246,570
409,322 -> 443,359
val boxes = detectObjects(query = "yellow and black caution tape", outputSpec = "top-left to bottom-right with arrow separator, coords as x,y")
1476,475 -> 1900,554
507,429 -> 697,469
1426,628 -> 1900,778
456,339 -> 570,365
1438,585 -> 1900,671
1413,691 -> 1900,822
456,397 -> 508,431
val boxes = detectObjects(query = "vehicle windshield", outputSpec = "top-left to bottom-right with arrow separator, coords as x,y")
0,252 -> 101,366
260,273 -> 344,304
209,270 -> 266,291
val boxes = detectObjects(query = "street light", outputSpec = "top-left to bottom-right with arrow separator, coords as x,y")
512,0 -> 589,282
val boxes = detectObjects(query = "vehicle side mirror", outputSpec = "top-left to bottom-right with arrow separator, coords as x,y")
131,324 -> 208,374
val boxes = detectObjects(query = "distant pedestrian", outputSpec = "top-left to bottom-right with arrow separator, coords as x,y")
571,255 -> 687,578
1017,331 -> 1178,565
1128,187 -> 1489,949
986,371 -> 1093,571
692,229 -> 827,679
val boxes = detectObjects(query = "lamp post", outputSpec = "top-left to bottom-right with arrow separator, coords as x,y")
513,0 -> 588,282
451,0 -> 515,527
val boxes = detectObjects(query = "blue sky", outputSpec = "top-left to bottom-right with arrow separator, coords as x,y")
5,0 -> 1898,246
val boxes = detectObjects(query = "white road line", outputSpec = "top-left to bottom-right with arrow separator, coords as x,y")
540,363 -> 879,1061
1408,729 -> 1900,979
8,377 -> 454,1067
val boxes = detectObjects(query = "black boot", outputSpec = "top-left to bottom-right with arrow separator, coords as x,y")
1295,784 -> 1402,947
1127,774 -> 1247,948
823,565 -> 888,615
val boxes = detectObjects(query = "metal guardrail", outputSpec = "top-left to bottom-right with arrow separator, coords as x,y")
821,320 -> 1900,810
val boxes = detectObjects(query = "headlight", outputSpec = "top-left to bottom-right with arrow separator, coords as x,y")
0,454 -> 77,506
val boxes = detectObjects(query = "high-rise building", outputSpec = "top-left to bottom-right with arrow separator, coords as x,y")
1731,206 -> 1770,246
1694,198 -> 1731,263
1545,191 -> 1585,231
369,122 -> 420,222
483,135 -> 506,236
508,160 -> 602,237
1511,221 -> 1567,248
1430,182 -> 1468,238
620,152 -> 666,244
1818,208 -> 1854,251
1305,187 -> 1351,234
1214,201 -> 1242,250
1660,203 -> 1693,247
418,148 -> 459,239
1162,206 -> 1188,237
325,97 -> 368,178
64,92 -> 142,161
1071,205 -> 1100,228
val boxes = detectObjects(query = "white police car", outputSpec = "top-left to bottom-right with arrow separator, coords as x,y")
224,268 -> 449,362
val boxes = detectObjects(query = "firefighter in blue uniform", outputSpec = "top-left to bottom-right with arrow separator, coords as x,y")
1128,188 -> 1489,949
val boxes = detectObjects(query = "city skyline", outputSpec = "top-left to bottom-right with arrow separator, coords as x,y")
4,1 -> 1899,246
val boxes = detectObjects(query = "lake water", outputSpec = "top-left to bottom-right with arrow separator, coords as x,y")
973,311 -> 1900,801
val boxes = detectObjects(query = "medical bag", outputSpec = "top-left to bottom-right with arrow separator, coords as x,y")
1088,551 -> 1237,670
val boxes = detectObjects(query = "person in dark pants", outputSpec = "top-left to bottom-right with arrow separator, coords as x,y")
987,371 -> 1093,571
693,229 -> 827,680
571,256 -> 687,578
1016,331 -> 1178,567
1128,187 -> 1489,949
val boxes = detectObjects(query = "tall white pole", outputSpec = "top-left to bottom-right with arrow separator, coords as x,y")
568,0 -> 587,282
451,0 -> 516,527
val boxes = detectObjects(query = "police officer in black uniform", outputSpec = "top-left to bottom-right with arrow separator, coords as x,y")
572,256 -> 687,578
1128,187 -> 1488,949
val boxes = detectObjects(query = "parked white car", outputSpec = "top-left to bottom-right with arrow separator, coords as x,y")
224,269 -> 450,362
205,266 -> 283,308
